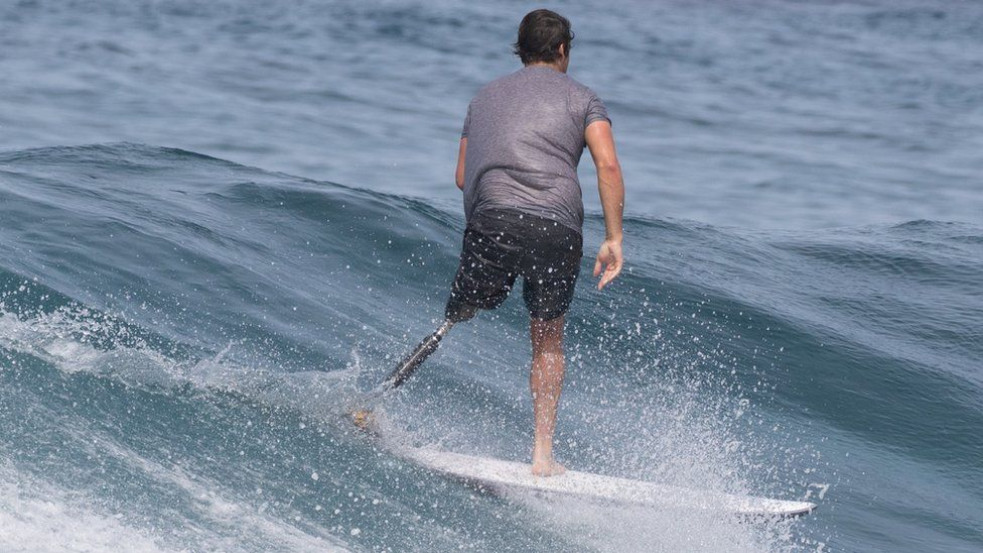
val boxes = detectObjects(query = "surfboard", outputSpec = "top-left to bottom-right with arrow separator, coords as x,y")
398,446 -> 816,517
351,411 -> 814,517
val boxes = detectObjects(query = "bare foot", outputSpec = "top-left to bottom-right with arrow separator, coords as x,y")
531,458 -> 566,477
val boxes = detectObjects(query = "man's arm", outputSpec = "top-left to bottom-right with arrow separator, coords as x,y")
455,137 -> 468,190
585,120 -> 624,290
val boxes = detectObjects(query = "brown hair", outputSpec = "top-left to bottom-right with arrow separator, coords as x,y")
513,9 -> 573,65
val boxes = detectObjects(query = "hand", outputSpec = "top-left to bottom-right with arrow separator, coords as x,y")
593,239 -> 623,290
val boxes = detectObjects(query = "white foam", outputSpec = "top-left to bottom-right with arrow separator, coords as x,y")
0,307 -> 359,553
0,449 -> 355,553
0,465 -> 171,553
0,305 -> 361,420
524,497 -> 794,553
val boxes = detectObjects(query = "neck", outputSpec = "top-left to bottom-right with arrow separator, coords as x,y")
526,61 -> 566,73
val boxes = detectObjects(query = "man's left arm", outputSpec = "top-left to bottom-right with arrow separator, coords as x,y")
455,138 -> 468,190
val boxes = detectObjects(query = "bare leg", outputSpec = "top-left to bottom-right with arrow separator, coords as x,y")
530,315 -> 566,476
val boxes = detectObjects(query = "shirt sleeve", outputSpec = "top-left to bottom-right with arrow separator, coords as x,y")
461,103 -> 472,138
585,92 -> 611,128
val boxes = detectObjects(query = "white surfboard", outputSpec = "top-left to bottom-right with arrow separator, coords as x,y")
399,446 -> 816,517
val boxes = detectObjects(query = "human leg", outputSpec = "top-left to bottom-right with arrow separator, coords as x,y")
529,314 -> 566,476
518,220 -> 581,476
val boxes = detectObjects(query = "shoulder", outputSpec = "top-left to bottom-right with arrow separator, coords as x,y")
562,75 -> 609,126
563,74 -> 602,102
476,68 -> 525,95
558,74 -> 606,116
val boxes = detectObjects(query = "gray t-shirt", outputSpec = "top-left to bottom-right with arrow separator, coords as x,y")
461,65 -> 610,233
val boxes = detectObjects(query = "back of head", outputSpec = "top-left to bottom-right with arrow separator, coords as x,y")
513,9 -> 573,65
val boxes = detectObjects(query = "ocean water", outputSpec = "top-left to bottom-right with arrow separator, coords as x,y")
0,1 -> 981,552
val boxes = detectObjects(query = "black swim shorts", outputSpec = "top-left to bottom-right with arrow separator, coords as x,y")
445,209 -> 583,322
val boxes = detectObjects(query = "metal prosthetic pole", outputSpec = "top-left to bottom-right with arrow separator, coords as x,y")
383,320 -> 454,391
352,320 -> 455,431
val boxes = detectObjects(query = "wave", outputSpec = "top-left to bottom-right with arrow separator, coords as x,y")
2,143 -> 981,552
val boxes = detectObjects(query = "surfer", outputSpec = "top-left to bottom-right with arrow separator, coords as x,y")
445,9 -> 625,476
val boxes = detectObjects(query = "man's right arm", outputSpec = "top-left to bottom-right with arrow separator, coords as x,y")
585,120 -> 624,290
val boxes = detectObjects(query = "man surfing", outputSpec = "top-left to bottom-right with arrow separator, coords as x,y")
363,9 -> 625,477
442,9 -> 626,476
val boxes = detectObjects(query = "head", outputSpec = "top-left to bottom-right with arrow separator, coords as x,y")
513,9 -> 573,71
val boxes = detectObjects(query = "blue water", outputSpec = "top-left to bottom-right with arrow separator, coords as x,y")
1,1 -> 981,552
